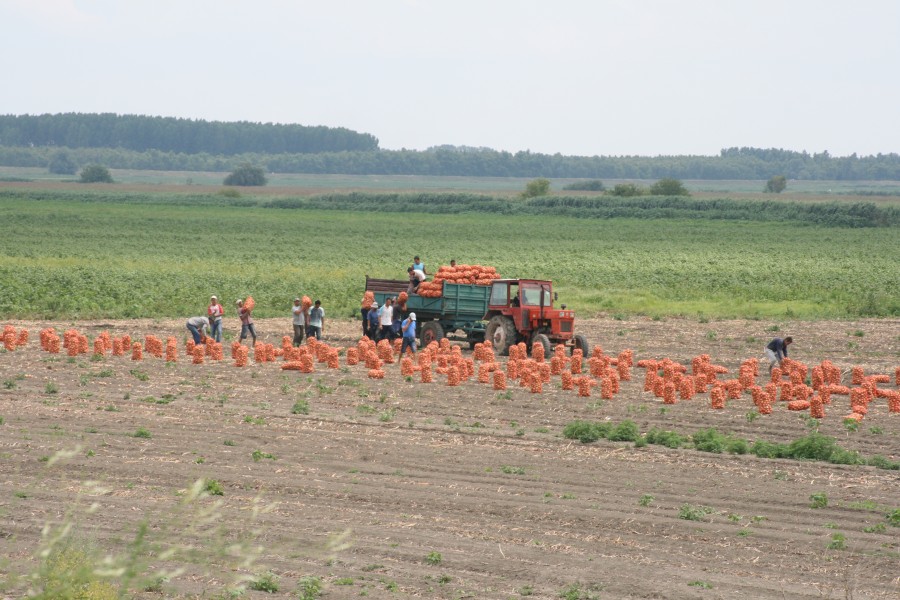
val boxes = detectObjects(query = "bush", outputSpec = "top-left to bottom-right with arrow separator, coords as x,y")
649,178 -> 689,196
691,428 -> 727,453
607,183 -> 646,197
521,177 -> 551,198
750,440 -> 787,459
562,420 -> 602,443
48,150 -> 77,175
787,432 -> 838,461
224,163 -> 267,186
645,427 -> 686,449
562,179 -> 605,191
765,175 -> 787,193
79,165 -> 113,183
608,420 -> 639,442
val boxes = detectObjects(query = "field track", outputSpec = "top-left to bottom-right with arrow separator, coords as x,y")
1,316 -> 898,598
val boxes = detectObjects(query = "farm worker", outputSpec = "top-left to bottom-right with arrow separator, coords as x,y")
360,300 -> 370,339
391,298 -> 403,339
765,336 -> 793,373
207,295 -> 224,342
307,300 -> 325,340
407,266 -> 426,294
400,312 -> 417,355
236,299 -> 257,346
449,259 -> 457,268
412,255 -> 429,276
366,302 -> 380,339
291,297 -> 306,346
185,316 -> 210,345
378,297 -> 394,341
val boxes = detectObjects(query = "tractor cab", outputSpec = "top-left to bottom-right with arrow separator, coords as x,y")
484,279 -> 584,356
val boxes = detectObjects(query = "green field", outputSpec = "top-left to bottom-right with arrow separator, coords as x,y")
1,187 -> 898,320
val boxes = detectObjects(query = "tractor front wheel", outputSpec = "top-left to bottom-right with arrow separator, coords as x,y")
573,334 -> 589,356
531,332 -> 551,358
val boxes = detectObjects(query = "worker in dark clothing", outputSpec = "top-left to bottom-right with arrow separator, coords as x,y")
765,336 -> 793,373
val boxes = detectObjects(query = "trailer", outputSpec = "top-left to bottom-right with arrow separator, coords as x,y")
365,276 -> 589,356
365,277 -> 490,346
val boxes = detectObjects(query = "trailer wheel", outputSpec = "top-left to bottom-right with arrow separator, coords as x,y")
573,334 -> 589,356
420,321 -> 445,347
485,315 -> 517,356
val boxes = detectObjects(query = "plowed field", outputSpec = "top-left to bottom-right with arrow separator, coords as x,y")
1,317 -> 898,599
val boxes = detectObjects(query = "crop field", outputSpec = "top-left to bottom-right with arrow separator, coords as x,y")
1,182 -> 899,598
1,186 -> 898,320
0,315 -> 898,599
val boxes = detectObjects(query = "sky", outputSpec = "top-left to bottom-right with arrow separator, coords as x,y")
2,0 -> 899,157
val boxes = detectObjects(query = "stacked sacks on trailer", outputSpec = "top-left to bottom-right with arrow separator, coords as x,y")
416,264 -> 501,298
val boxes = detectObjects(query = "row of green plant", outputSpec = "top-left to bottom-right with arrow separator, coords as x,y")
2,191 -> 898,319
562,420 -> 900,470
265,192 -> 900,227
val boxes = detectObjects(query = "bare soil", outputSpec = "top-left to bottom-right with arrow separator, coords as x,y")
1,317 -> 898,599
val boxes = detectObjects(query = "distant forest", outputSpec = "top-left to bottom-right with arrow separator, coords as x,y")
2,113 -> 900,180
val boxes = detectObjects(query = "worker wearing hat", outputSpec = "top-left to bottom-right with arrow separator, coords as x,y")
400,312 -> 417,356
291,297 -> 306,346
207,295 -> 224,342
367,302 -> 380,339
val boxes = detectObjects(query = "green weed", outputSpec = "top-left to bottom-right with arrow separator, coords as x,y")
679,504 -> 714,521
809,493 -> 828,509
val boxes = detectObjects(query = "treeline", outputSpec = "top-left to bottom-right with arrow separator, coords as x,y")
1,113 -> 900,180
0,113 -> 378,155
4,144 -> 900,181
265,193 -> 900,228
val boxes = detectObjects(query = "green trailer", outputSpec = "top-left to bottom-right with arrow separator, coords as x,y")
365,277 -> 490,346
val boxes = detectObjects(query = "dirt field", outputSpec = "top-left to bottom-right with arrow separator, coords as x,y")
1,317 -> 898,599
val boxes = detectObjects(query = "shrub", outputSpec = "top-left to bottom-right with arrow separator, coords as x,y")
608,420 -> 639,442
224,163 -> 267,186
521,178 -> 551,198
765,175 -> 787,193
649,178 -> 689,196
607,182 -> 646,197
79,164 -> 113,183
48,150 -> 77,175
645,427 -> 686,448
562,179 -> 605,191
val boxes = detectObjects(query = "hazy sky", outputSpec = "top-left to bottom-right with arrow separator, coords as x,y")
3,0 -> 899,157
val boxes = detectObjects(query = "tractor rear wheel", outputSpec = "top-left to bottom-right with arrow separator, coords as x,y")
573,334 -> 589,356
485,315 -> 517,356
420,321 -> 445,347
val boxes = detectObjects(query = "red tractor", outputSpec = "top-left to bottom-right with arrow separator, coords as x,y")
483,279 -> 588,356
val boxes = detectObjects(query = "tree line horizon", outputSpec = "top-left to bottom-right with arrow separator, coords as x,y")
2,112 -> 899,180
